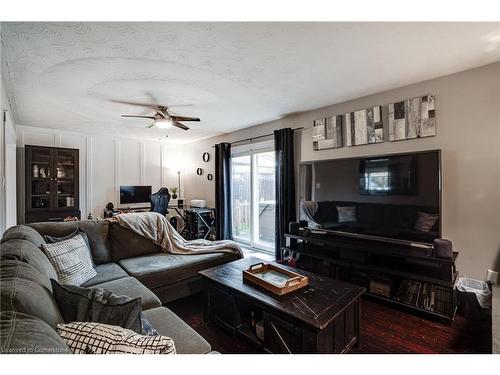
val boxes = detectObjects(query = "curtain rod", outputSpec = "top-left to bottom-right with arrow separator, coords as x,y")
211,127 -> 304,148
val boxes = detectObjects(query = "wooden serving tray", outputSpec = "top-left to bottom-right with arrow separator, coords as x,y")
243,262 -> 309,296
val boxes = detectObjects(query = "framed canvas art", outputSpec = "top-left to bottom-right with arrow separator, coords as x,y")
345,106 -> 383,146
313,115 -> 342,150
388,94 -> 436,141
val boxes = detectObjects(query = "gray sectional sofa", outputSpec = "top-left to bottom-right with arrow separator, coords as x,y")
0,220 -> 241,354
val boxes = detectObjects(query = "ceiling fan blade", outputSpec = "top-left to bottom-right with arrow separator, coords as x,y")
168,104 -> 193,108
112,99 -> 160,108
146,122 -> 156,128
172,121 -> 189,131
145,91 -> 160,105
122,115 -> 156,119
171,116 -> 200,122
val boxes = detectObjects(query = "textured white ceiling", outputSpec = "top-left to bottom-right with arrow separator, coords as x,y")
2,22 -> 500,143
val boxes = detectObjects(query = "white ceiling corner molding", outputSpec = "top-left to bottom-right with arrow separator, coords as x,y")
2,22 -> 500,143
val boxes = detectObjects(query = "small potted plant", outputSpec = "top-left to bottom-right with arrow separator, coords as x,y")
170,187 -> 178,199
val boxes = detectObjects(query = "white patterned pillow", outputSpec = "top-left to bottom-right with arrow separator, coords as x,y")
41,234 -> 96,286
57,322 -> 176,354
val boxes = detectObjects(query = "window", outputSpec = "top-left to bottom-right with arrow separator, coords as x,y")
231,142 -> 275,252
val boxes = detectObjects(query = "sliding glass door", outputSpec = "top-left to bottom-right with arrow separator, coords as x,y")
231,143 -> 275,252
231,154 -> 252,243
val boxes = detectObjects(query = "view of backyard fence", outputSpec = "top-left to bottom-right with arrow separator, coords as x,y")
231,150 -> 275,250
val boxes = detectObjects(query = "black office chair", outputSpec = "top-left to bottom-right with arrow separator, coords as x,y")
150,188 -> 171,216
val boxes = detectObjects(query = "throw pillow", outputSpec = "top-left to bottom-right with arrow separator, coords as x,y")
414,212 -> 439,232
337,206 -> 357,223
50,280 -> 157,336
44,228 -> 90,247
41,234 -> 96,286
44,229 -> 93,266
57,322 -> 176,354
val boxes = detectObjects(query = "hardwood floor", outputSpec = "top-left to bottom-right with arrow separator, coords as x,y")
167,293 -> 491,354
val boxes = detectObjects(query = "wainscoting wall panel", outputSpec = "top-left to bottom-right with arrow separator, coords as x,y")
119,139 -> 141,187
144,142 -> 163,194
16,125 -> 185,223
90,137 -> 115,218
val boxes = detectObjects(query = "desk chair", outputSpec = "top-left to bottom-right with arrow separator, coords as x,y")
150,187 -> 171,216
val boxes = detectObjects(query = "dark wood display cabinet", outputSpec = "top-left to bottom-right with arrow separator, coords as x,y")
25,145 -> 80,223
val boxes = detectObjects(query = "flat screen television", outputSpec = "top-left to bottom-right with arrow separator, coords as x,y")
120,185 -> 152,205
299,150 -> 441,246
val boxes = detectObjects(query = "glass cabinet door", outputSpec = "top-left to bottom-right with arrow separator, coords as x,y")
55,149 -> 77,208
29,148 -> 52,209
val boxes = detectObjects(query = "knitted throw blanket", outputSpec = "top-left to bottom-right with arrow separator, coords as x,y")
109,212 -> 242,257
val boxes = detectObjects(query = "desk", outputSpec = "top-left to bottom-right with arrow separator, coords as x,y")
182,207 -> 216,240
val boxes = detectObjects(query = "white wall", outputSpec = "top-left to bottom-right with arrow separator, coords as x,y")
183,62 -> 500,280
4,111 -> 16,229
1,71 -> 18,233
16,125 -> 185,221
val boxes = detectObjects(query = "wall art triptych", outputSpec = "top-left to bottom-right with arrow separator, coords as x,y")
312,94 -> 436,150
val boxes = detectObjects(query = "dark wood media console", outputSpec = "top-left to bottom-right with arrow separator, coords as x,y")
283,232 -> 458,322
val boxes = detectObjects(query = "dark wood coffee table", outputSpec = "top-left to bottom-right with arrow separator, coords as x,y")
199,257 -> 365,353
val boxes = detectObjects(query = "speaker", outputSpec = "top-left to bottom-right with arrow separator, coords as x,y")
177,199 -> 184,208
434,238 -> 453,258
289,222 -> 300,235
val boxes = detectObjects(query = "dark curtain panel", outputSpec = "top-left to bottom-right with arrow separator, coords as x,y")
215,142 -> 232,240
274,128 -> 296,261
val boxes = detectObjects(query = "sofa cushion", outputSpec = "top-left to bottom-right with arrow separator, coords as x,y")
28,221 -> 112,264
0,311 -> 70,354
109,223 -> 161,262
151,277 -> 204,304
142,306 -> 211,354
0,239 -> 58,281
81,263 -> 128,287
0,278 -> 63,329
1,225 -> 46,248
118,252 -> 240,289
0,260 -> 52,292
93,277 -> 161,310
41,234 -> 97,286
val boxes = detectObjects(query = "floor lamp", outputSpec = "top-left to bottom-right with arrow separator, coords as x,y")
177,170 -> 182,198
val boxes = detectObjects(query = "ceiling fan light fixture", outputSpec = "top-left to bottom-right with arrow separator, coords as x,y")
155,118 -> 173,129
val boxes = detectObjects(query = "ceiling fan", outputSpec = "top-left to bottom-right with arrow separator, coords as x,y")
116,100 -> 200,131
